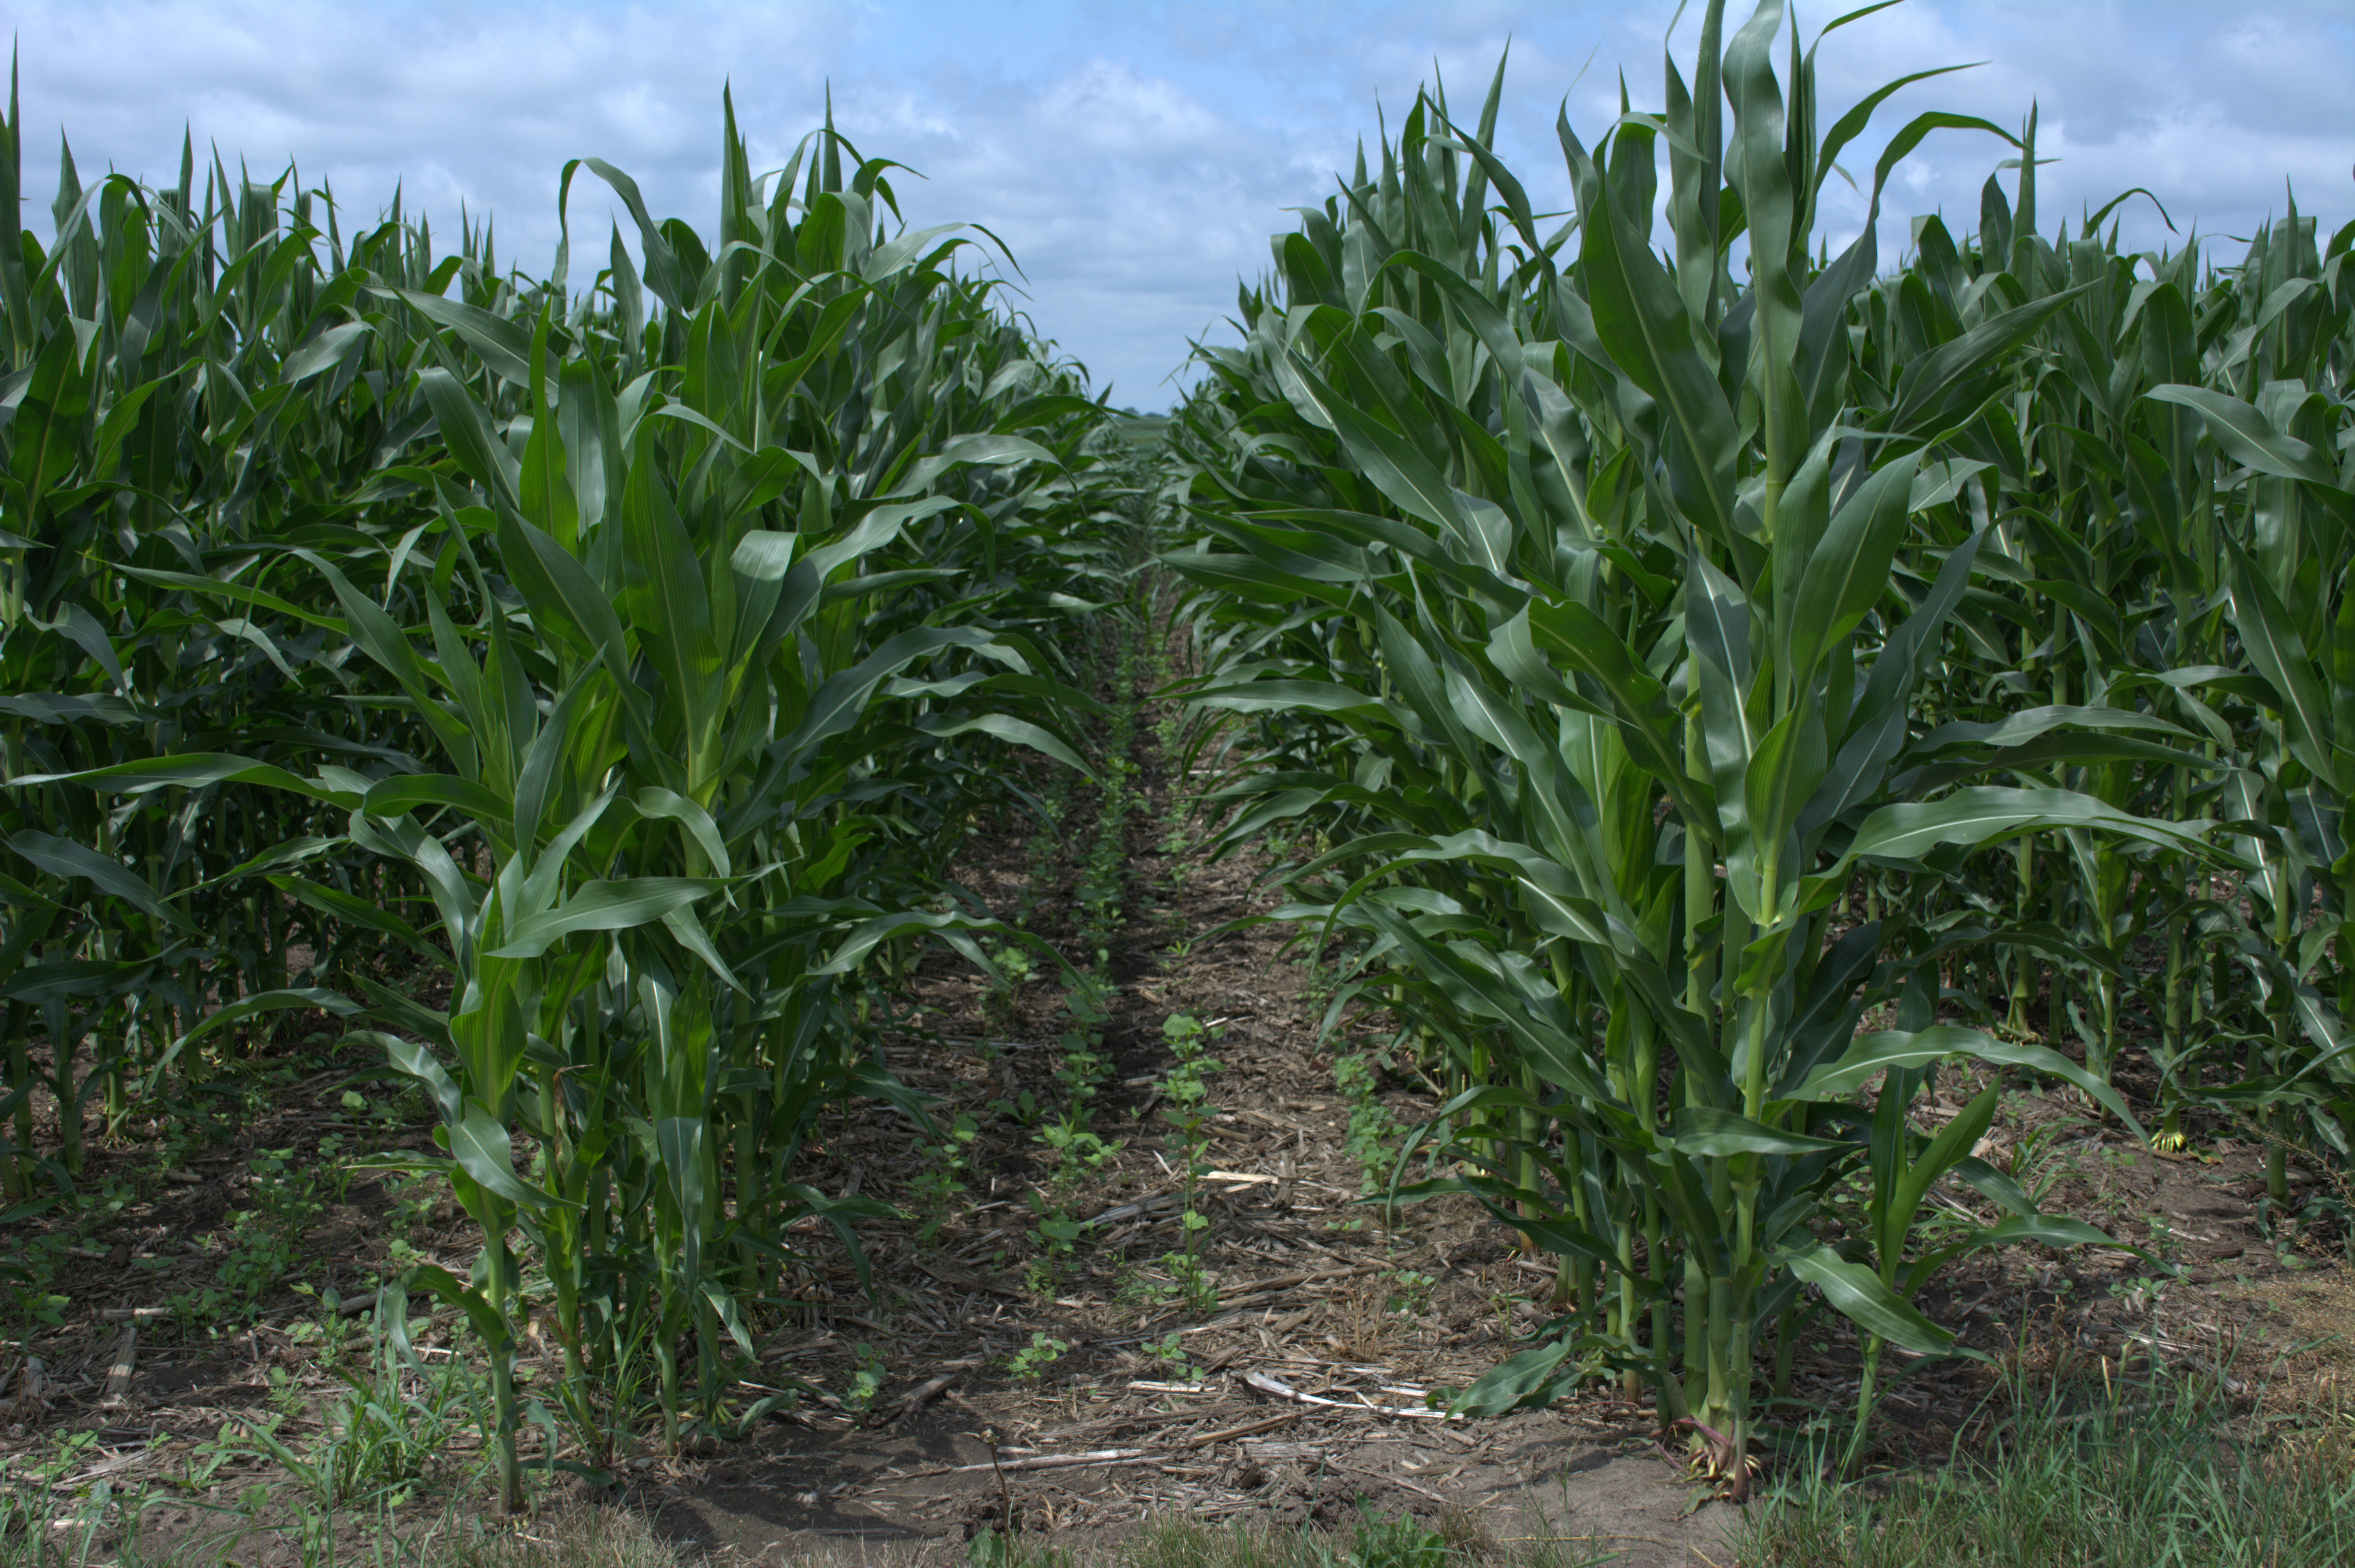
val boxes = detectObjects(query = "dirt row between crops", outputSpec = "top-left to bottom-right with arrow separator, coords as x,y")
7,614 -> 2355,1567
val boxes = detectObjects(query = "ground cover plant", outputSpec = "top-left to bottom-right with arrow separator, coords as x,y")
0,0 -> 2353,1563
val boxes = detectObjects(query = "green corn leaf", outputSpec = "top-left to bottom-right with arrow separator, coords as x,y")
300,550 -> 478,766
1888,1084 -> 2001,1263
380,1036 -> 463,1126
2226,540 -> 2341,794
281,321 -> 370,384
146,989 -> 363,1088
5,831 -> 195,931
362,775 -> 515,829
731,530 -> 800,582
11,754 -> 360,806
661,903 -> 744,995
632,788 -> 731,878
1951,1155 -> 2035,1219
116,567 -> 345,632
1903,704 -> 2197,759
1786,452 -> 1919,689
1810,787 -> 2228,906
1357,903 -> 1621,1109
1888,283 -> 2097,432
486,877 -> 728,960
914,713 -> 1095,780
1561,121 -> 1739,548
1188,679 -> 1393,718
376,287 -> 546,401
1794,1024 -> 2146,1143
415,367 -> 520,509
1722,0 -> 1804,481
1783,1242 -> 1963,1359
1507,601 -> 1711,827
404,1263 -> 511,1351
345,813 -> 480,964
815,908 -> 1009,977
1668,1106 -> 1845,1158
578,157 -> 691,310
449,1102 -> 568,1212
268,876 -> 443,968
1970,1215 -> 2117,1252
1742,706 -> 1828,902
886,432 -> 1059,497
1281,352 -> 1482,558
800,496 -> 961,579
617,428 -> 725,762
772,626 -> 1001,759
2148,384 -> 2349,500
1445,1338 -> 1579,1418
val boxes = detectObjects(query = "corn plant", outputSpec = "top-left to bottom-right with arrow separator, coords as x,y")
4,80 -> 1131,1511
1167,0 -> 2240,1489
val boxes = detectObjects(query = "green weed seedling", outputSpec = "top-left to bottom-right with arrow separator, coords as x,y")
1384,1270 -> 1436,1318
914,1110 -> 981,1245
1312,1506 -> 1452,1568
264,1364 -> 309,1424
1114,1262 -> 1177,1312
2145,1215 -> 2185,1272
312,1130 -> 356,1203
1025,1190 -> 1089,1292
2,1218 -> 72,1332
1065,970 -> 1117,1038
843,1342 -> 887,1416
81,1174 -> 135,1233
217,1293 -> 492,1534
170,1426 -> 239,1495
1006,1332 -> 1067,1384
165,1285 -> 232,1341
6,1474 -> 116,1567
211,1147 -> 325,1310
380,1171 -> 441,1271
1334,1051 -> 1409,1198
1157,1013 -> 1224,1316
1073,617 -> 1150,956
968,1525 -> 1075,1568
1041,1028 -> 1120,1175
1039,1026 -> 1122,1186
1039,1121 -> 1120,1188
30,1427 -> 101,1489
984,942 -> 1037,1034
2108,1273 -> 2168,1316
994,1087 -> 1044,1128
1146,1330 -> 1197,1382
370,1082 -> 426,1137
1014,996 -> 1126,1277
1052,1030 -> 1110,1116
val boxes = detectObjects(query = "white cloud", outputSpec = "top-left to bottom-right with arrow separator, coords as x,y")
10,0 -> 2348,411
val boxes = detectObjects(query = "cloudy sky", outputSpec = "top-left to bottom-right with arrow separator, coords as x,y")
11,1 -> 2350,411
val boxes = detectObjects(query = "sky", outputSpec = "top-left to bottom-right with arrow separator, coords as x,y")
10,1 -> 2351,413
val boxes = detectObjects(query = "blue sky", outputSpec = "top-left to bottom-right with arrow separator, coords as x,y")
12,1 -> 2351,411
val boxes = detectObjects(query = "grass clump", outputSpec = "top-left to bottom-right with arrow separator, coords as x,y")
1098,1509 -> 1604,1568
1735,1366 -> 2355,1566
